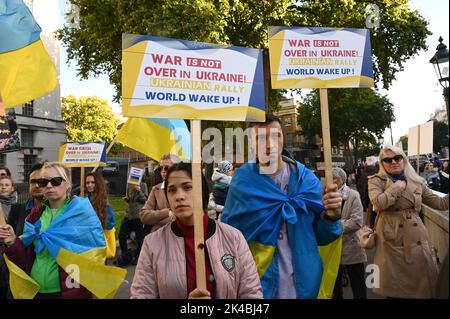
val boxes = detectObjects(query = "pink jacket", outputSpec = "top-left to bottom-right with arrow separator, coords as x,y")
130,218 -> 263,299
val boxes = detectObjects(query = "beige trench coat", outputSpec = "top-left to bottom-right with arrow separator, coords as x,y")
341,185 -> 367,265
368,173 -> 449,298
139,183 -> 174,233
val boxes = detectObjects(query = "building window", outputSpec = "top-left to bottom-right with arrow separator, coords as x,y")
332,147 -> 338,155
286,133 -> 293,148
21,129 -> 34,147
283,116 -> 292,126
22,101 -> 34,117
0,154 -> 5,166
24,155 -> 37,179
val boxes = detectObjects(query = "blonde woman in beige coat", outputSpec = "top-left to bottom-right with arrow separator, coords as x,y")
332,168 -> 367,299
368,145 -> 449,299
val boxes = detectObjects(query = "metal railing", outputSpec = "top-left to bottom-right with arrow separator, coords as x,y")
14,182 -> 29,204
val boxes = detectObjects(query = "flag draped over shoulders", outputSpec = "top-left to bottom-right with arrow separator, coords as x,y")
7,197 -> 126,299
221,160 -> 342,298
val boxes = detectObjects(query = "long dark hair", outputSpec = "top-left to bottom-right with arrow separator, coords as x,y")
164,162 -> 209,212
86,172 -> 108,228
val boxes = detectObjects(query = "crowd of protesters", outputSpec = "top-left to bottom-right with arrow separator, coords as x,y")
0,115 -> 449,300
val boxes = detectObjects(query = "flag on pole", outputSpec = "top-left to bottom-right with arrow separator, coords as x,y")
115,118 -> 191,161
0,0 -> 57,108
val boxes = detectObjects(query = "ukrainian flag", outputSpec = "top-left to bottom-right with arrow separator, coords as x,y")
115,118 -> 191,161
0,0 -> 57,108
4,197 -> 127,299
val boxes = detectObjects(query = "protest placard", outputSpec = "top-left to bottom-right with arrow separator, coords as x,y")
408,121 -> 434,173
269,26 -> 374,220
122,34 -> 265,121
59,142 -> 107,167
268,26 -> 374,89
59,142 -> 107,196
127,167 -> 144,185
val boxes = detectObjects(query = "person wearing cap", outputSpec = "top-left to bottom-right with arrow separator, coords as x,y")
208,160 -> 234,219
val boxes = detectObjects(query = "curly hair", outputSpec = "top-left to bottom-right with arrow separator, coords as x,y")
86,172 -> 108,228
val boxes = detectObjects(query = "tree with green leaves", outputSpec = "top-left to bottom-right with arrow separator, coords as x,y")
432,120 -> 449,155
398,134 -> 408,153
58,0 -> 430,112
297,88 -> 395,167
62,95 -> 121,146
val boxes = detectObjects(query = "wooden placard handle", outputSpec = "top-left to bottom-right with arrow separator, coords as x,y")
320,88 -> 338,218
80,167 -> 85,197
191,120 -> 206,290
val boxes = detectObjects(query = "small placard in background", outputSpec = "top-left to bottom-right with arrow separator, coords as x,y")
127,167 -> 144,185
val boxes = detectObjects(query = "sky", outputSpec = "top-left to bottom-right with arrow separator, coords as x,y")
57,0 -> 449,142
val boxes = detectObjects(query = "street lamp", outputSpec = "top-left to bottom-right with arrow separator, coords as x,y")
430,36 -> 449,124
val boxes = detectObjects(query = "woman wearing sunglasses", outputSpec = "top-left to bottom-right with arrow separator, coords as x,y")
131,162 -> 262,299
0,162 -> 112,299
86,172 -> 116,261
368,145 -> 449,299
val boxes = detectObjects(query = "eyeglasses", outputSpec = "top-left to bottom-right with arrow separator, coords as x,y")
160,165 -> 170,172
30,179 -> 40,185
382,155 -> 403,164
37,177 -> 65,187
0,173 -> 8,177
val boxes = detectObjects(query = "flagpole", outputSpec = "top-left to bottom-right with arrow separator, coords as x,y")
92,140 -> 116,173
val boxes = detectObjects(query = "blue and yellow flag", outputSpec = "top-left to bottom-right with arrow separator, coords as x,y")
115,118 -> 191,161
221,161 -> 342,299
0,0 -> 57,108
6,196 -> 126,299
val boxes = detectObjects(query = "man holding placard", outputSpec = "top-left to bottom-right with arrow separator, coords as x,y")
221,114 -> 343,299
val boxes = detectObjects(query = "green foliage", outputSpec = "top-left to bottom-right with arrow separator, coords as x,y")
290,0 -> 430,89
398,134 -> 408,151
109,195 -> 127,238
109,195 -> 128,212
433,120 -> 449,155
62,95 -> 120,143
358,143 -> 381,159
297,88 -> 395,164
57,0 -> 430,114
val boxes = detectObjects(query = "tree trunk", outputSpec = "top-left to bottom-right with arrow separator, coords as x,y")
343,141 -> 354,169
353,136 -> 359,169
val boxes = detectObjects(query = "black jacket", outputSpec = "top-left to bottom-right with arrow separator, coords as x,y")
7,203 -> 27,236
